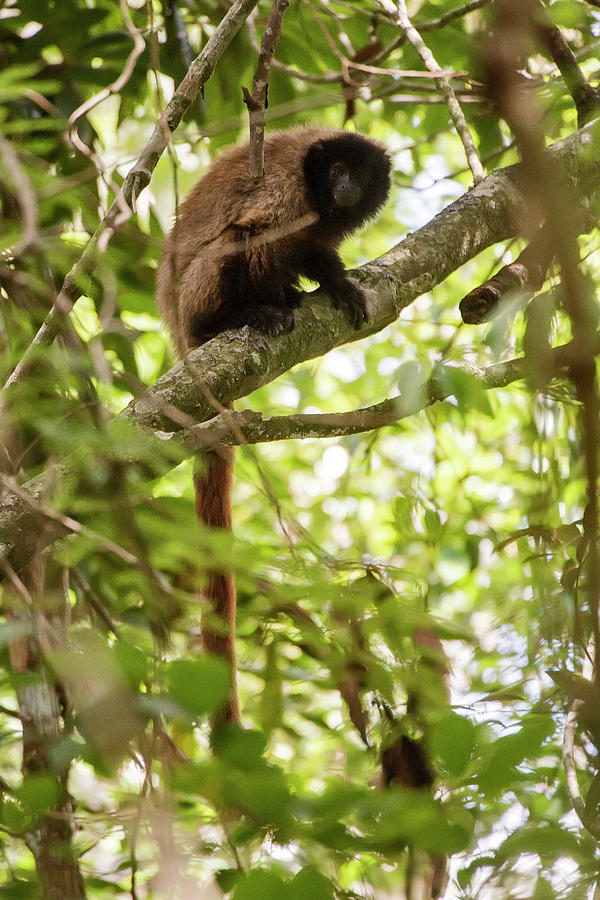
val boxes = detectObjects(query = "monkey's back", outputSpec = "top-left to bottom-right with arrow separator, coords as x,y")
157,126 -> 345,353
176,125 -> 343,246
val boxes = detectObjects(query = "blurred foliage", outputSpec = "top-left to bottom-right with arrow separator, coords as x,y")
1,0 -> 600,898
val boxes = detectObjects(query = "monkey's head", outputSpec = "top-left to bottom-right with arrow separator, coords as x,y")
303,132 -> 391,231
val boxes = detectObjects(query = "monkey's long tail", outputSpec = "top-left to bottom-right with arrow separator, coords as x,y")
194,445 -> 240,724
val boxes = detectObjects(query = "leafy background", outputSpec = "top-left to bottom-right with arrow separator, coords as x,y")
1,0 -> 600,897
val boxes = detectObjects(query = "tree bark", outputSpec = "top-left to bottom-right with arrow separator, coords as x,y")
9,559 -> 86,899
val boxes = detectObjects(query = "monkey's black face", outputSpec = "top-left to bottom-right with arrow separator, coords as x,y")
304,133 -> 391,230
328,161 -> 365,208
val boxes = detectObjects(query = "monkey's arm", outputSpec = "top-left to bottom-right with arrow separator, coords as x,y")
296,243 -> 369,328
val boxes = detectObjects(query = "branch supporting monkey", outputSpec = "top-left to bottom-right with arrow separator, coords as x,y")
157,125 -> 391,723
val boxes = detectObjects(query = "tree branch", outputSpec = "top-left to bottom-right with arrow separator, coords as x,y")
459,223 -> 554,323
169,337 -> 600,450
535,5 -> 600,127
242,0 -> 289,178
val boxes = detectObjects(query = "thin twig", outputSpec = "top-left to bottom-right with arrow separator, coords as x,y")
348,61 -> 466,80
243,0 -> 289,178
69,0 -> 145,129
0,704 -> 22,720
420,0 -> 490,30
0,130 -> 39,258
0,555 -> 33,604
67,0 -> 145,199
246,11 -> 342,84
380,0 -> 484,184
69,568 -> 120,636
246,0 -> 490,87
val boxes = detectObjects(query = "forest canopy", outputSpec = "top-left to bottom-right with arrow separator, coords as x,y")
1,0 -> 600,898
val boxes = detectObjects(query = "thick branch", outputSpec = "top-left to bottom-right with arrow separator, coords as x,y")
460,195 -> 597,323
459,223 -> 554,323
0,119 -> 599,575
130,120 -> 600,432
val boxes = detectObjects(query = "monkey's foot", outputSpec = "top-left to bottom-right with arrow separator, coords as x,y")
246,305 -> 295,336
283,286 -> 303,309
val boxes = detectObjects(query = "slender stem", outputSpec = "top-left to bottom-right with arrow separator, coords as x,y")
243,0 -> 289,178
382,0 -> 484,183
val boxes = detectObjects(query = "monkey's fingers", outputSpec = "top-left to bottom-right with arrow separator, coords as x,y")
333,280 -> 370,329
283,286 -> 303,309
245,305 -> 296,336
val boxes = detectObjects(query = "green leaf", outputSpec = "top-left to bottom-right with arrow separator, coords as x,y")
434,365 -> 493,417
166,658 -> 231,719
289,868 -> 334,900
396,361 -> 427,414
232,870 -> 289,900
547,0 -> 586,26
497,824 -> 582,863
258,642 -> 283,734
114,642 -> 148,689
424,508 -> 444,543
0,799 -> 29,832
226,764 -> 293,825
478,715 -> 555,794
215,869 -> 240,894
585,770 -> 600,819
212,726 -> 267,770
14,774 -> 60,815
430,711 -> 476,776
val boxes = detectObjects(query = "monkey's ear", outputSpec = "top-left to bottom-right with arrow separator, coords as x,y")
310,141 -> 324,153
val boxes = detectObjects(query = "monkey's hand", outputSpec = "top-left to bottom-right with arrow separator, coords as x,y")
297,245 -> 369,329
331,278 -> 370,329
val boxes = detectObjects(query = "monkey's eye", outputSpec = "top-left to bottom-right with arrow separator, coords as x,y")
330,162 -> 347,181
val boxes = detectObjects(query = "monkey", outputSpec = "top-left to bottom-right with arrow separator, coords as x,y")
157,125 -> 391,724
